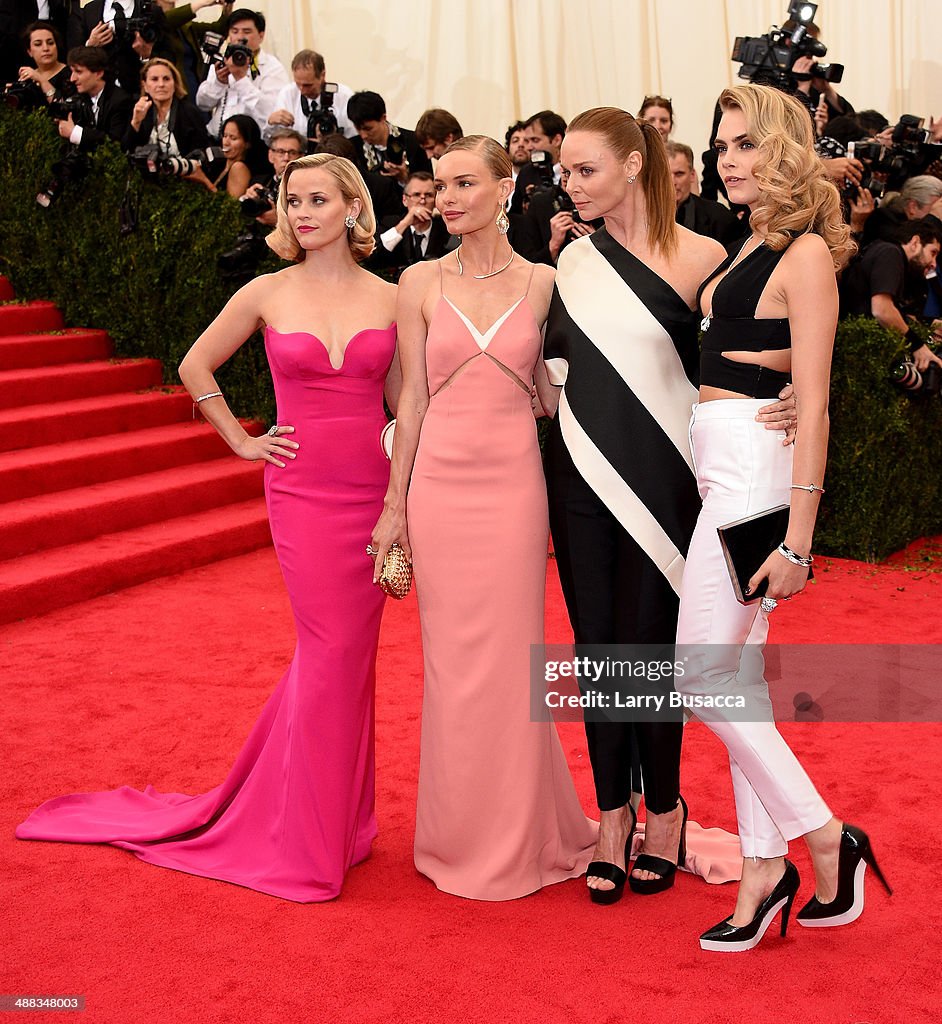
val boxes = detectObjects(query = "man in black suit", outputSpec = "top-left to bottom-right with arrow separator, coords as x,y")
371,170 -> 456,274
66,0 -> 153,93
509,109 -> 566,216
55,45 -> 131,150
0,0 -> 69,81
667,141 -> 746,245
346,90 -> 432,188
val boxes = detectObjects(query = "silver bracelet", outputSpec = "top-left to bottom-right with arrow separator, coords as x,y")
777,543 -> 813,567
195,391 -> 224,403
791,483 -> 825,494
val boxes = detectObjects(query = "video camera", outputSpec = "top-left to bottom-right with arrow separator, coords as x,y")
732,2 -> 844,92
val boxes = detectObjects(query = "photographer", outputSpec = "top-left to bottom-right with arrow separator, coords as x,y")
513,168 -> 599,267
123,57 -> 209,170
56,45 -> 132,151
346,90 -> 431,185
372,170 -> 456,273
840,218 -> 942,371
195,7 -> 288,139
863,175 -> 942,246
509,109 -> 565,215
155,0 -> 232,95
67,0 -> 168,94
667,141 -> 745,244
266,49 -> 355,147
414,107 -> 463,162
237,125 -> 303,226
11,20 -> 70,103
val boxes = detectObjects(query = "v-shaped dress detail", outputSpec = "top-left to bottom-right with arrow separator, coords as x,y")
16,323 -> 398,903
408,275 -> 597,901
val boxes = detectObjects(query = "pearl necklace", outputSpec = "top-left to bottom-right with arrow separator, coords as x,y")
455,245 -> 515,280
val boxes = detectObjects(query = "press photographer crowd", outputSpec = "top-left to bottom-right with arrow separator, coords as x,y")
2,0 -> 941,386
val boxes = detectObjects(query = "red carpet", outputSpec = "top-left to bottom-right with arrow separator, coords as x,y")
0,279 -> 269,624
2,544 -> 939,1024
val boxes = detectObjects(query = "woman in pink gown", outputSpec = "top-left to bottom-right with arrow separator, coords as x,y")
370,136 -> 597,900
16,155 -> 399,902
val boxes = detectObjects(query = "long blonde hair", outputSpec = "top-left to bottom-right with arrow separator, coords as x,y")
266,154 -> 376,263
718,84 -> 854,270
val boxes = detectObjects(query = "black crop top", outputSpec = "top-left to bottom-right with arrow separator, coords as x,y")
697,241 -> 792,398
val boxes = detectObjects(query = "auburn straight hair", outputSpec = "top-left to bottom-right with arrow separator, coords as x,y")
568,107 -> 678,256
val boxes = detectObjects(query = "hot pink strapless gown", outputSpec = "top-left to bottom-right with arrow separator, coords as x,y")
15,324 -> 397,903
409,292 -> 596,901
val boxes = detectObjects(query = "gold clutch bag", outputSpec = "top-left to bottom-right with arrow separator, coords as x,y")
379,543 -> 412,600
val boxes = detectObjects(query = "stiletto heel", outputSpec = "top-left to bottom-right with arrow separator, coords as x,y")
586,804 -> 636,905
699,860 -> 800,952
797,823 -> 891,927
628,795 -> 688,896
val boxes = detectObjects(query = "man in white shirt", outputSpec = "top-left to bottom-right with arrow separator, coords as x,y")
266,49 -> 355,145
196,7 -> 288,139
373,170 -> 456,273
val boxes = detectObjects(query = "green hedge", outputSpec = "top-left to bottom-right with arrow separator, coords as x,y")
2,109 -> 940,561
0,107 -> 277,423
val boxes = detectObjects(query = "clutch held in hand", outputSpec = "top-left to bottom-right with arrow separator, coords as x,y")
717,504 -> 811,603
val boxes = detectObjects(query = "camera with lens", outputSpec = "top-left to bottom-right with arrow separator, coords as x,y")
528,150 -> 555,189
225,41 -> 253,68
732,2 -> 844,92
1,80 -> 47,112
48,93 -> 92,124
218,223 -> 269,280
129,143 -> 224,179
842,141 -> 886,202
200,32 -> 253,71
891,358 -> 942,396
239,184 -> 278,219
306,83 -> 339,139
111,0 -> 160,43
846,116 -> 942,193
36,147 -> 89,208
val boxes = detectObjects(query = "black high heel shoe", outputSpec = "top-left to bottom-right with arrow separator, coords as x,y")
699,860 -> 800,952
628,795 -> 688,896
796,823 -> 892,927
586,803 -> 637,905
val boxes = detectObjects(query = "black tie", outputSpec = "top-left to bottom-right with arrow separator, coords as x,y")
413,231 -> 426,259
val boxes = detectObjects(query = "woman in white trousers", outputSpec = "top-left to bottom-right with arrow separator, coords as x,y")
676,84 -> 890,952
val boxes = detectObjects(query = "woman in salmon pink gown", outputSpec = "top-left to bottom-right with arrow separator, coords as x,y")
16,155 -> 399,902
371,136 -> 596,900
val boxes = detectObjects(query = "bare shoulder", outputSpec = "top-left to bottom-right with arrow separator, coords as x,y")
678,225 -> 727,271
398,260 -> 439,296
526,261 -> 556,324
784,232 -> 832,265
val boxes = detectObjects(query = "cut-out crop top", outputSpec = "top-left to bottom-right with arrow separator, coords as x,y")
696,240 -> 792,398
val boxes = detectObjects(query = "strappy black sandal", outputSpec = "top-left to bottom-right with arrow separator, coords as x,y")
629,795 -> 688,896
586,804 -> 637,905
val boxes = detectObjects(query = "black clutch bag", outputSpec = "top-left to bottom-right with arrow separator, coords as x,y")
717,505 -> 811,603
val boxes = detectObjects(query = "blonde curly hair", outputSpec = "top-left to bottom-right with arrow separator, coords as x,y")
266,153 -> 376,263
719,84 -> 855,270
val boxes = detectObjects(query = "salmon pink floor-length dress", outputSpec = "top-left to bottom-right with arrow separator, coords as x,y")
16,323 -> 398,903
408,265 -> 596,900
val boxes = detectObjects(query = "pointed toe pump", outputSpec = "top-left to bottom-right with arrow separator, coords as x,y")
699,860 -> 800,953
797,823 -> 891,928
629,795 -> 689,896
586,804 -> 637,905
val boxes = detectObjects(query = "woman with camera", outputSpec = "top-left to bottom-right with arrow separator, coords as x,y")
541,108 -> 796,904
123,56 -> 208,165
18,154 -> 400,903
675,84 -> 890,951
17,21 -> 70,101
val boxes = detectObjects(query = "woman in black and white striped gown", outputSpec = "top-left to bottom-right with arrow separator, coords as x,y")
537,108 -> 794,902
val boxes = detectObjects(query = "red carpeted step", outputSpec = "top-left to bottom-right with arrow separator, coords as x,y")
0,300 -> 62,335
0,329 -> 112,369
0,498 -> 271,625
0,459 -> 264,559
0,276 -> 14,301
0,358 -> 163,409
0,388 -> 194,452
0,421 -> 259,502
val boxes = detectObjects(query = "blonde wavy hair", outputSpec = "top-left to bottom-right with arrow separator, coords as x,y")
266,154 -> 376,263
719,84 -> 855,270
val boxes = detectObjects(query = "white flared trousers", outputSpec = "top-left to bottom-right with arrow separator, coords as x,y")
676,400 -> 832,859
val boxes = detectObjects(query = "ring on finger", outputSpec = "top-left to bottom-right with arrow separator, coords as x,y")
268,425 -> 280,437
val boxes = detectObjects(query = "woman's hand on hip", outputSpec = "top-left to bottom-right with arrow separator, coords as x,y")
756,383 -> 797,446
233,425 -> 298,467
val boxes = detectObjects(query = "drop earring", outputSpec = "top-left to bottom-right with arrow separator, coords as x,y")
496,206 -> 510,234
344,214 -> 357,228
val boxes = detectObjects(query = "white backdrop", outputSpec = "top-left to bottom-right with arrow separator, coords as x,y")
196,0 -> 941,161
